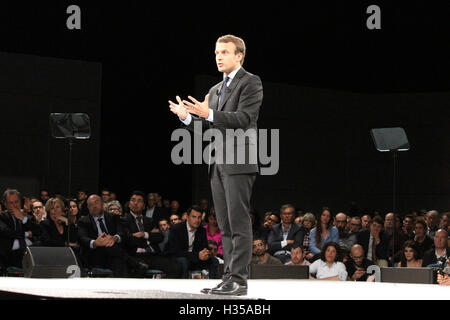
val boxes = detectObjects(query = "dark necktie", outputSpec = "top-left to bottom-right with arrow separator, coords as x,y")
218,76 -> 230,107
98,217 -> 108,234
136,216 -> 144,232
15,217 -> 27,250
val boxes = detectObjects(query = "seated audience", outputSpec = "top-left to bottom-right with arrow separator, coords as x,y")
165,205 -> 219,279
335,212 -> 357,262
251,237 -> 283,265
413,219 -> 434,258
67,199 -> 80,225
77,194 -> 148,277
0,189 -> 40,270
356,216 -> 390,267
384,212 -> 407,265
204,207 -> 223,258
146,193 -> 169,229
301,213 -> 316,261
40,197 -> 78,248
422,229 -> 449,267
309,207 -> 339,258
345,244 -> 375,281
309,241 -> 347,281
361,214 -> 371,230
122,191 -> 181,278
349,216 -> 362,234
285,244 -> 311,266
106,200 -> 122,216
169,213 -> 182,226
158,218 -> 170,253
396,240 -> 423,268
402,215 -> 415,240
31,200 -> 47,223
439,212 -> 449,233
267,204 -> 305,264
426,210 -> 440,239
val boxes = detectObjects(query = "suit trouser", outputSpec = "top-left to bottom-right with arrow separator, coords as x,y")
210,164 -> 256,285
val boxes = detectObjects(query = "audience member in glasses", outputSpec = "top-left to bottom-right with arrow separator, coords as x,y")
345,244 -> 375,281
251,237 -> 283,265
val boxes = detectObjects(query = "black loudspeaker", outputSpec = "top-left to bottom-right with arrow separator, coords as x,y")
22,247 -> 79,278
249,265 -> 309,279
380,267 -> 436,284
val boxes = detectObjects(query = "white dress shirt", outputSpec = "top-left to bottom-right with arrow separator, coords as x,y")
186,222 -> 197,252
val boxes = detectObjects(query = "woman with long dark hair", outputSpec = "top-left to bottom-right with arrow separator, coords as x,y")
309,207 -> 339,257
396,240 -> 423,268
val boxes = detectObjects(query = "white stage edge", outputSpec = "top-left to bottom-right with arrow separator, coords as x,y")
0,277 -> 448,300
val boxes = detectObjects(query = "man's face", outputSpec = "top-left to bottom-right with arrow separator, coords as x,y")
291,247 -> 305,265
362,215 -> 371,229
171,200 -> 180,210
403,217 -> 414,231
108,205 -> 121,215
77,191 -> 87,201
209,244 -> 218,257
252,240 -> 266,256
384,213 -> 394,230
350,217 -> 361,233
414,223 -> 425,237
427,214 -> 439,228
170,215 -> 181,225
350,248 -> 365,267
280,208 -> 295,225
187,210 -> 202,229
32,201 -> 45,216
147,194 -> 156,208
129,195 -> 145,214
5,194 -> 21,213
159,220 -> 170,232
215,41 -> 242,75
434,230 -> 448,249
370,221 -> 383,235
87,195 -> 103,216
40,191 -> 49,201
335,214 -> 347,232
101,191 -> 111,203
440,215 -> 449,229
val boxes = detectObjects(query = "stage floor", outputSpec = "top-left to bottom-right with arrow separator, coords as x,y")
0,277 -> 448,300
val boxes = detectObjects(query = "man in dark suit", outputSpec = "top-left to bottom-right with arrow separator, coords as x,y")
422,229 -> 449,267
77,194 -> 147,277
356,216 -> 390,267
0,189 -> 40,271
165,205 -> 218,279
267,204 -> 305,264
169,35 -> 263,295
122,191 -> 181,278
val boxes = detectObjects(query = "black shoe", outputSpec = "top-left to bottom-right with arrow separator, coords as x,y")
200,275 -> 232,294
211,281 -> 247,296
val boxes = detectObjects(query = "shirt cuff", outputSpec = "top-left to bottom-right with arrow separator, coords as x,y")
206,109 -> 213,122
90,240 -> 95,249
281,240 -> 287,248
180,113 -> 192,125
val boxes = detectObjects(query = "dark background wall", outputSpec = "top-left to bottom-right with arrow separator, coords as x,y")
0,52 -> 101,197
0,1 -> 448,216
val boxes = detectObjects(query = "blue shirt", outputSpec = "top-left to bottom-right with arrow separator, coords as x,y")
309,226 -> 339,255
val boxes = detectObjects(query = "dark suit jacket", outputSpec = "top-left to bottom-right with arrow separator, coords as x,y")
77,213 -> 125,261
267,223 -> 305,255
186,67 -> 263,175
121,214 -> 163,255
356,229 -> 390,261
165,221 -> 209,265
39,218 -> 78,247
422,247 -> 450,267
0,211 -> 40,256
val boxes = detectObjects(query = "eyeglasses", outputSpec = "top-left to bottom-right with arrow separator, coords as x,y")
351,223 -> 361,227
351,255 -> 364,260
252,243 -> 265,248
33,206 -> 43,210
171,218 -> 180,222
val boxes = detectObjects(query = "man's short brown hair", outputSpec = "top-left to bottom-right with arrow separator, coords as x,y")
217,34 -> 246,65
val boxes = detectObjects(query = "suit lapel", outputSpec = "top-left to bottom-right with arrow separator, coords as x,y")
218,67 -> 246,111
